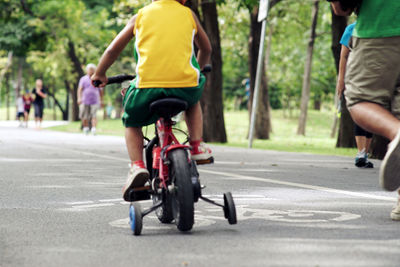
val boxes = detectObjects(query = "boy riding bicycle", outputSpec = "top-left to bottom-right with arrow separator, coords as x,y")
91,0 -> 213,201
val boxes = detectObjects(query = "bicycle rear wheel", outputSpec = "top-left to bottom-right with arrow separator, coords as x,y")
169,149 -> 194,231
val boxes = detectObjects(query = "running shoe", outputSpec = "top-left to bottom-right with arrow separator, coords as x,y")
391,195 -> 400,221
190,140 -> 214,164
379,129 -> 400,191
122,161 -> 150,201
355,150 -> 366,168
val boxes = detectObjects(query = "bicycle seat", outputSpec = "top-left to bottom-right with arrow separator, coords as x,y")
149,98 -> 188,118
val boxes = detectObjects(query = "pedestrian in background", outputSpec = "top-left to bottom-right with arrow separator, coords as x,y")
16,93 -> 24,127
77,63 -> 103,135
23,90 -> 33,128
32,79 -> 47,129
336,21 -> 373,168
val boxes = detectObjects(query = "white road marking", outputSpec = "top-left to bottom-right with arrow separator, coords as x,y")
71,203 -> 115,210
67,201 -> 94,205
199,169 -> 397,202
99,198 -> 123,203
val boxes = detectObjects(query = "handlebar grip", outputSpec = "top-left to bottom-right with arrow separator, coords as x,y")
93,80 -> 102,87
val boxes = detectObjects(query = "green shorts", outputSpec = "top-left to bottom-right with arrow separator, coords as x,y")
122,74 -> 205,127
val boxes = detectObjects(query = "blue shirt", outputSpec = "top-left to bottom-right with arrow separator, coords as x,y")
340,22 -> 357,48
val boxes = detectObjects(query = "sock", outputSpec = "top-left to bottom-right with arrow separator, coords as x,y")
132,160 -> 145,169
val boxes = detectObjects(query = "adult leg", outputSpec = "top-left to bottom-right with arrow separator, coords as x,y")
350,102 -> 400,141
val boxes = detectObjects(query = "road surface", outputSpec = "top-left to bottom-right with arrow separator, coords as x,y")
1,126 -> 399,267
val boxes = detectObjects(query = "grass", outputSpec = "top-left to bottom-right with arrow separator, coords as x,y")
46,108 -> 356,157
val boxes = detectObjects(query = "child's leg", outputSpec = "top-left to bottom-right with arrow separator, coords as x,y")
123,126 -> 149,201
185,101 -> 202,141
185,101 -> 213,163
125,127 -> 144,164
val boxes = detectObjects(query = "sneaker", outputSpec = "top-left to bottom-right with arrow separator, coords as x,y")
190,140 -> 213,164
355,150 -> 366,168
91,127 -> 96,135
122,161 -> 150,201
379,129 -> 400,191
364,154 -> 374,168
83,127 -> 89,135
391,196 -> 400,221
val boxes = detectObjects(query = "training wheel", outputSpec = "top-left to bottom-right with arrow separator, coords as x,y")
129,203 -> 143,235
223,192 -> 237,225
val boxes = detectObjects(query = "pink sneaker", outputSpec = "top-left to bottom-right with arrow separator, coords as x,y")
190,140 -> 214,164
122,161 -> 150,201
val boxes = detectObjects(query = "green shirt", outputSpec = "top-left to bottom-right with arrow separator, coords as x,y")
353,0 -> 400,38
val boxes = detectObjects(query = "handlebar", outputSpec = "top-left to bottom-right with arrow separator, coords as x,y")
93,65 -> 212,87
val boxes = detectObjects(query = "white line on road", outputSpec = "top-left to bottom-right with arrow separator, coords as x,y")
199,169 -> 397,202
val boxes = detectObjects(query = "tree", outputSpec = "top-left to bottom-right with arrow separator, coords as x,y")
297,0 -> 319,136
200,0 -> 228,142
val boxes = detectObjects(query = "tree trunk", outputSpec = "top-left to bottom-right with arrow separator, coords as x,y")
200,0 -> 227,143
0,51 -> 13,107
297,0 -> 319,136
369,135 -> 389,160
67,41 -> 84,121
47,89 -> 68,120
248,6 -> 271,139
16,57 -> 23,98
6,73 -> 10,121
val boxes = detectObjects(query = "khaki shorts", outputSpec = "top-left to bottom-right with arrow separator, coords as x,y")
79,104 -> 99,120
345,36 -> 400,118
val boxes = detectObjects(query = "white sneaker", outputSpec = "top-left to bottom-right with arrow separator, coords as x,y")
91,127 -> 96,135
391,196 -> 400,221
122,162 -> 150,201
379,129 -> 400,191
83,127 -> 89,135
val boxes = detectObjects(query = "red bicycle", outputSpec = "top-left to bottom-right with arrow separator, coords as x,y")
95,71 -> 237,235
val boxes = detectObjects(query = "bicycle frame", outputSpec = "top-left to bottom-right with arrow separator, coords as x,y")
153,117 -> 190,189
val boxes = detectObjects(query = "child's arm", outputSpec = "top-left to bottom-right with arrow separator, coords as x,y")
92,15 -> 137,87
191,12 -> 212,70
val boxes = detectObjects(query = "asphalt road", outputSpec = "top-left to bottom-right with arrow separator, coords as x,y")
1,126 -> 399,267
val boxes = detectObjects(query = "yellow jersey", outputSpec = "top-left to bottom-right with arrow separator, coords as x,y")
133,0 -> 201,88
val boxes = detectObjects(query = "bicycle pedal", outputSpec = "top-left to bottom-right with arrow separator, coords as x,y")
195,157 -> 214,165
128,187 -> 151,202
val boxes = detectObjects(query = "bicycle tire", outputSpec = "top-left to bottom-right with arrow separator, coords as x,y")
169,149 -> 194,231
153,187 -> 174,224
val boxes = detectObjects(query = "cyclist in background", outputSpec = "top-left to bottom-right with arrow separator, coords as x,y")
92,0 -> 213,201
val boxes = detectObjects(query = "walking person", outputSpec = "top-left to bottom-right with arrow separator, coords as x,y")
32,79 -> 47,129
23,90 -> 33,128
330,0 -> 400,219
16,93 -> 25,127
336,21 -> 373,168
77,63 -> 103,135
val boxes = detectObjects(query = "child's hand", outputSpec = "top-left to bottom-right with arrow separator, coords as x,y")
91,74 -> 108,88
